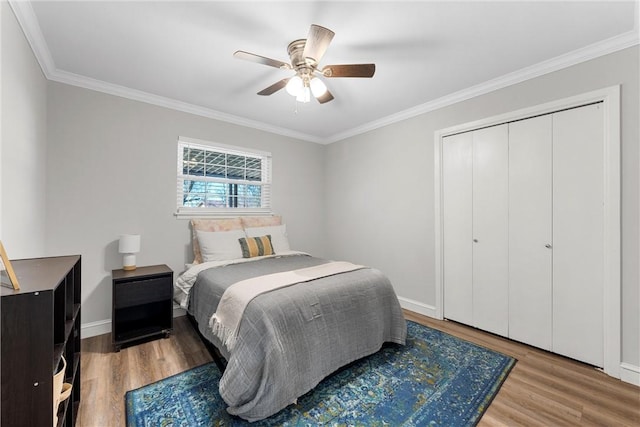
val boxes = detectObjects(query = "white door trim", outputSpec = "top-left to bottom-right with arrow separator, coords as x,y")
434,85 -> 621,379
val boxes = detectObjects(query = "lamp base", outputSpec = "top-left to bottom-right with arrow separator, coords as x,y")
122,253 -> 137,271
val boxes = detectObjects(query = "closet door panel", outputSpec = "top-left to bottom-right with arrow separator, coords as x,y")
508,115 -> 553,350
442,133 -> 473,325
472,124 -> 509,337
552,103 -> 604,367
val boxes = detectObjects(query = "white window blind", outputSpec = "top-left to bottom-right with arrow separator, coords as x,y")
176,137 -> 272,218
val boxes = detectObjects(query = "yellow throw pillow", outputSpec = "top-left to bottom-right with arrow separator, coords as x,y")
238,235 -> 274,258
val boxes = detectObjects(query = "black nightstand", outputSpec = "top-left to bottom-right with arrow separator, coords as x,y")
112,264 -> 173,352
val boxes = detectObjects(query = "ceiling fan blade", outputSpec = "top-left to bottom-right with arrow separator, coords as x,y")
316,89 -> 334,104
257,78 -> 290,96
322,64 -> 376,78
302,24 -> 335,65
234,50 -> 291,70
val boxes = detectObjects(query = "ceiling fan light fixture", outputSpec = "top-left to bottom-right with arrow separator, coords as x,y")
310,77 -> 327,97
285,75 -> 303,96
296,85 -> 311,103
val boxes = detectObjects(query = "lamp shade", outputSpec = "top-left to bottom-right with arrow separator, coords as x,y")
296,86 -> 311,103
285,75 -> 303,96
310,77 -> 327,97
119,234 -> 140,254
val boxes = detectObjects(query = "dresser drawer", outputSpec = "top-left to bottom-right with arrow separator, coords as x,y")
114,276 -> 171,308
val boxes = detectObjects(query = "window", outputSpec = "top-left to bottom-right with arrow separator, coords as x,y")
176,137 -> 272,217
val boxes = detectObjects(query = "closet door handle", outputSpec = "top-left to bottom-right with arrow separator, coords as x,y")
545,244 -> 552,249
473,239 -> 478,243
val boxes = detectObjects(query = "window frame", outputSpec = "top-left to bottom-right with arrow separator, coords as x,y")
175,136 -> 272,218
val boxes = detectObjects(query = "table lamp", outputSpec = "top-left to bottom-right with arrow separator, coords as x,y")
119,234 -> 140,271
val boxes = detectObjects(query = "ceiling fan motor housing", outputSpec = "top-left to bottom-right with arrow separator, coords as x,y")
287,39 -> 315,80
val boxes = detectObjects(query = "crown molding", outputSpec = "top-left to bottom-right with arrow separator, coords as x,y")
7,0 -> 323,144
48,69 -> 324,144
9,0 -> 639,146
8,0 -> 56,78
323,28 -> 639,144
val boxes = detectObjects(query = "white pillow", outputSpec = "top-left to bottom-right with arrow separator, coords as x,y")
196,229 -> 246,262
245,224 -> 290,253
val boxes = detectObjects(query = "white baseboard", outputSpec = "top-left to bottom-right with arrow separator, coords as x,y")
81,305 -> 187,339
620,362 -> 640,386
397,296 -> 438,319
173,305 -> 187,318
80,319 -> 111,339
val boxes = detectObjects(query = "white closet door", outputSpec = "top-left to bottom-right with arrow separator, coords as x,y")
552,103 -> 604,367
442,132 -> 473,325
472,125 -> 509,337
508,115 -> 553,350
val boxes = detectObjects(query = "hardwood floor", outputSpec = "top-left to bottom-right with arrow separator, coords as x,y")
77,317 -> 213,427
77,311 -> 639,426
403,311 -> 640,426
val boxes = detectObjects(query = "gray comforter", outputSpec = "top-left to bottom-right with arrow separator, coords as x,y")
188,254 -> 407,422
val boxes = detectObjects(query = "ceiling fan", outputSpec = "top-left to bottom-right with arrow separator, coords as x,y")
234,24 -> 375,104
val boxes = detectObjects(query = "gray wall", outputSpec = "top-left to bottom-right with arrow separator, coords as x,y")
45,82 -> 325,325
325,46 -> 639,368
0,1 -> 48,257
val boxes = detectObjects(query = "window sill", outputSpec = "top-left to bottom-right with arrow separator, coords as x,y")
174,208 -> 273,219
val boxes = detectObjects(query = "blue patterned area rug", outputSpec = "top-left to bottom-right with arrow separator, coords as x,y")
125,321 -> 515,426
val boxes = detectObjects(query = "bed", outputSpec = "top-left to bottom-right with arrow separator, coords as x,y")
174,216 -> 407,422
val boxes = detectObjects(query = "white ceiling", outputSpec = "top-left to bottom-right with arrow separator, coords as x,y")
11,1 -> 639,143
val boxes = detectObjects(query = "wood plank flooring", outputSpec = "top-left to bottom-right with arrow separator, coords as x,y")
77,317 -> 213,427
77,311 -> 639,426
403,311 -> 640,426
